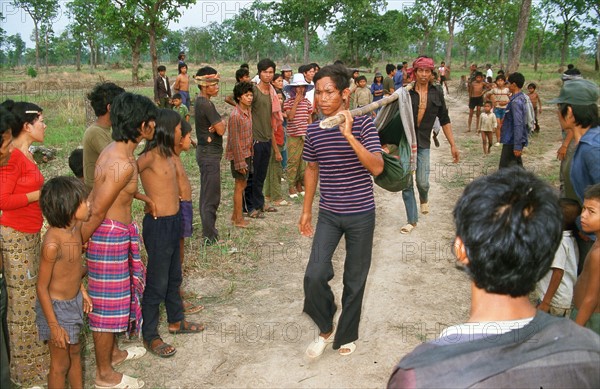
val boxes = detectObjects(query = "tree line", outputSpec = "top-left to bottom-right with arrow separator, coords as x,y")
0,0 -> 598,83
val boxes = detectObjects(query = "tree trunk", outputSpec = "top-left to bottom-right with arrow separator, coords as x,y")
596,33 -> 600,71
150,27 -> 158,81
132,37 -> 141,84
445,16 -> 455,68
507,0 -> 532,74
463,46 -> 468,68
303,16 -> 310,64
560,25 -> 569,66
34,21 -> 40,71
76,43 -> 81,71
44,28 -> 50,74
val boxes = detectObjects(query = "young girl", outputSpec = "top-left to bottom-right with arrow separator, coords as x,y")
478,101 -> 496,154
36,176 -> 93,389
138,109 -> 203,358
370,72 -> 384,103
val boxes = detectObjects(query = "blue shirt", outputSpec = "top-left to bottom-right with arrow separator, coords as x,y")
393,71 -> 404,90
500,91 -> 528,150
571,126 -> 600,202
371,83 -> 384,102
303,115 -> 382,215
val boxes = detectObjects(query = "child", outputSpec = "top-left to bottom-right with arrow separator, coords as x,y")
489,75 -> 511,145
264,89 -> 288,207
224,68 -> 251,107
527,83 -> 542,132
173,120 -> 202,314
353,75 -> 372,109
283,73 -> 313,198
225,82 -> 254,228
36,176 -> 93,389
438,61 -> 449,94
468,71 -> 485,132
371,72 -> 384,103
154,65 -> 171,108
138,109 -> 203,358
173,63 -> 190,109
171,93 -> 190,122
534,198 -> 580,317
478,101 -> 496,154
68,148 -> 84,181
571,184 -> 600,335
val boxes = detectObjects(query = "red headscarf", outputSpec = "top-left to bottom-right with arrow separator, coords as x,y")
412,57 -> 435,71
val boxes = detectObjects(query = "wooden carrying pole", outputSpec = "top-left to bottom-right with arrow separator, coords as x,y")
319,84 -> 414,129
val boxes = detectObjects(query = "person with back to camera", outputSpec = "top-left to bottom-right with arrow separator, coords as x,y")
388,167 -> 600,388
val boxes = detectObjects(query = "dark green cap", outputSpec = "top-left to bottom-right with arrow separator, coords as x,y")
548,79 -> 599,105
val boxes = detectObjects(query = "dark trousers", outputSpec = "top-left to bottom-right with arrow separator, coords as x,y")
141,213 -> 184,343
197,152 -> 221,242
499,144 -> 523,169
244,140 -> 271,213
303,209 -> 375,349
0,273 -> 10,388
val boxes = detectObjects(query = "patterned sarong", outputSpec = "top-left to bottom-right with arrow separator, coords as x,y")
86,219 -> 146,336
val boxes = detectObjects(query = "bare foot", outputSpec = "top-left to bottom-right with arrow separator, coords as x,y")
233,219 -> 250,228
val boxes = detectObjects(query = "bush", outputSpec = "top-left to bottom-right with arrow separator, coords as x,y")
27,66 -> 37,78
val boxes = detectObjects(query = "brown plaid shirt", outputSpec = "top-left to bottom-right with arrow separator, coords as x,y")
225,105 -> 253,170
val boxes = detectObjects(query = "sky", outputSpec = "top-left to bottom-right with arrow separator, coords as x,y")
1,1 -> 412,48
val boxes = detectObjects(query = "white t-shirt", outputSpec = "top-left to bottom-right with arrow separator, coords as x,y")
438,317 -> 534,343
486,68 -> 493,79
305,81 -> 315,107
535,231 -> 578,309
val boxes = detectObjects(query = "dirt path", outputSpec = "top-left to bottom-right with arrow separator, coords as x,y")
90,84 -> 564,388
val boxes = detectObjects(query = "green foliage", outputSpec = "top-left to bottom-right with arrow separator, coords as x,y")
27,66 -> 37,77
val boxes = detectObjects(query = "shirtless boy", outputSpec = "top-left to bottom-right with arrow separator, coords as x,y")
138,109 -> 204,358
36,177 -> 93,389
81,92 -> 157,389
468,72 -> 485,132
571,184 -> 600,335
174,64 -> 191,110
527,83 -> 542,133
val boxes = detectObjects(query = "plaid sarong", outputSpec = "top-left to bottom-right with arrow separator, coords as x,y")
86,219 -> 146,337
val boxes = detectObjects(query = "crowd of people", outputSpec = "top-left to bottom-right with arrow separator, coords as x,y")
0,55 -> 598,388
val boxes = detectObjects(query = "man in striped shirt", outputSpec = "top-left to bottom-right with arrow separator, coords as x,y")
300,64 -> 384,358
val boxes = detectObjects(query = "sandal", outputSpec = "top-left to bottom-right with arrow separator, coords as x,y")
112,346 -> 147,367
339,342 -> 356,356
305,326 -> 336,358
183,300 -> 204,315
144,338 -> 176,358
168,320 -> 205,334
262,206 -> 278,212
400,223 -> 416,234
248,210 -> 265,219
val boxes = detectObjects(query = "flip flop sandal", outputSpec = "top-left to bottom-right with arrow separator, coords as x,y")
248,210 -> 265,219
144,339 -> 176,359
183,301 -> 204,315
305,326 -> 336,358
112,346 -> 147,367
400,224 -> 415,234
262,206 -> 278,212
95,374 -> 145,389
169,321 -> 205,334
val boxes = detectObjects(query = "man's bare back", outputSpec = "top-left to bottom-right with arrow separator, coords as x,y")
573,242 -> 600,314
138,149 -> 180,217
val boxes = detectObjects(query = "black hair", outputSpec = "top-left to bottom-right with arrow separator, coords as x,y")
196,66 -> 217,77
233,82 -> 254,104
0,105 -> 15,147
257,58 -> 276,73
397,64 -> 403,70
497,69 -> 505,75
313,64 -> 350,93
453,167 -> 562,297
440,61 -> 445,65
298,64 -> 307,74
584,183 -> 600,202
474,71 -> 484,78
110,93 -> 158,143
373,74 -> 383,83
1,99 -> 43,138
40,176 -> 88,228
333,60 -> 344,66
567,64 -> 575,70
272,73 -> 283,83
355,75 -> 367,83
484,100 -> 493,107
157,65 -> 166,72
87,82 -> 125,117
181,120 -> 192,138
386,64 -> 395,75
310,62 -> 320,71
172,93 -> 182,100
527,83 -> 537,90
507,72 -> 525,89
240,63 -> 249,70
68,148 -> 84,178
178,62 -> 187,75
558,103 -> 599,128
178,51 -> 185,60
558,198 -> 581,231
141,109 -> 180,157
495,75 -> 506,82
235,67 -> 249,82
304,63 -> 316,73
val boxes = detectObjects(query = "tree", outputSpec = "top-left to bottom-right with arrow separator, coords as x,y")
506,0 -> 532,73
68,0 -> 104,69
271,0 -> 340,64
404,0 -> 444,55
440,0 -> 472,68
548,0 -> 586,66
5,33 -> 26,67
13,0 -> 58,71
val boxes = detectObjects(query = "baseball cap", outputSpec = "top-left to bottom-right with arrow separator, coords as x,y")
548,79 -> 599,105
